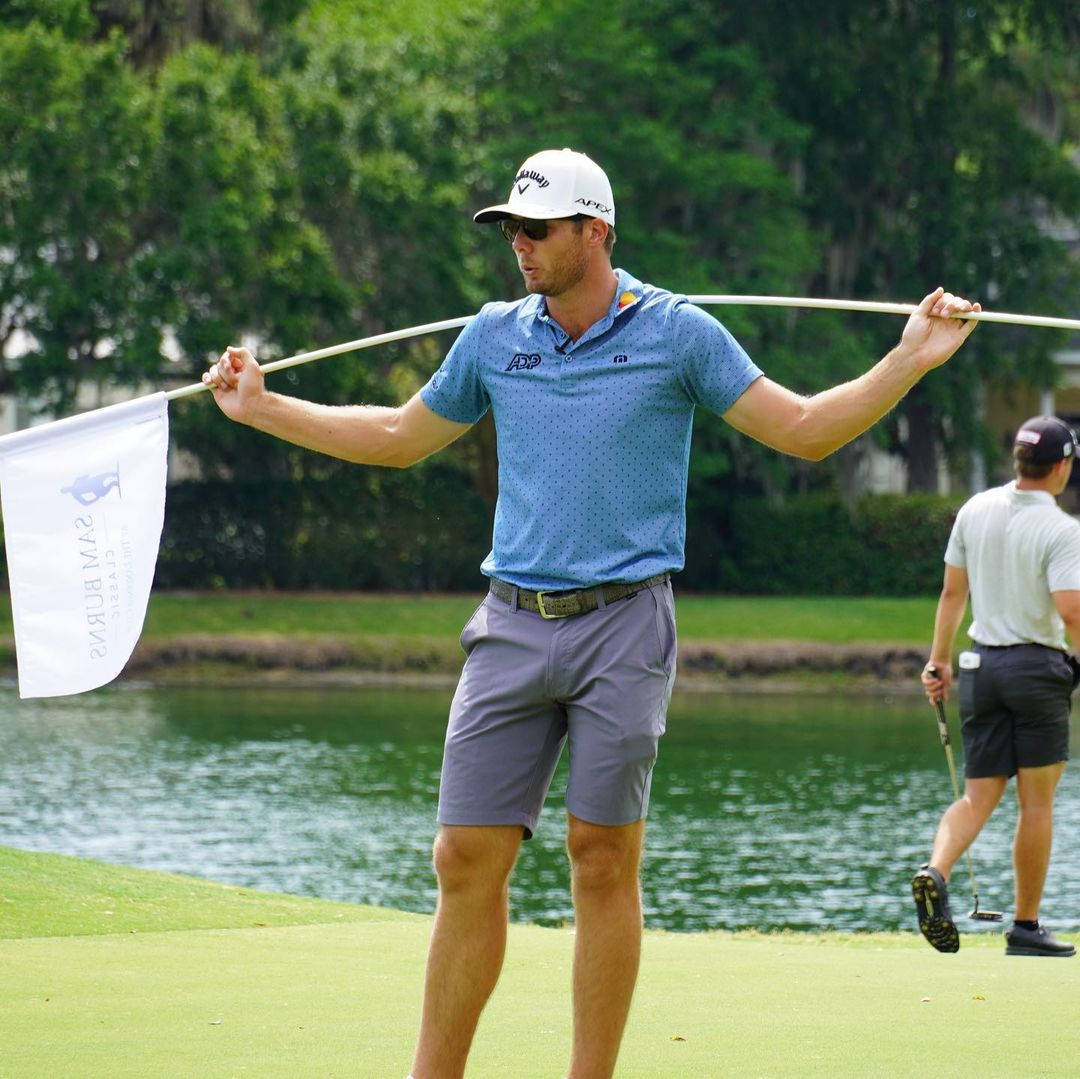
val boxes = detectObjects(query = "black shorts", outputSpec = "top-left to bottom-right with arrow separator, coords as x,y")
957,643 -> 1072,779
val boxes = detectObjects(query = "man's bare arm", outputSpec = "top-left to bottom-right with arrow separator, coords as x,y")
723,288 -> 980,460
921,562 -> 970,702
203,346 -> 471,467
1052,590 -> 1080,649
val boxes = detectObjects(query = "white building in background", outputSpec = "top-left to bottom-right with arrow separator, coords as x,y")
0,395 -> 19,438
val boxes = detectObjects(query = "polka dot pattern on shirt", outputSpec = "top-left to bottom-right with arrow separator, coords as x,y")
421,269 -> 761,589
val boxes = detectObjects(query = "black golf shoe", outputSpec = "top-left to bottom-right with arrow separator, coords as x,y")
1005,923 -> 1076,957
911,864 -> 959,953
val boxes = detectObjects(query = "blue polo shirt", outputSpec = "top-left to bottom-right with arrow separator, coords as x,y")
420,268 -> 762,590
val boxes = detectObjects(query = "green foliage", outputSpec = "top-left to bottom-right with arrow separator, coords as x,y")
143,44 -> 348,359
683,491 -> 963,596
471,0 -> 818,305
0,23 -> 155,412
155,463 -> 491,590
742,1 -> 1080,487
0,0 -> 92,37
280,4 -> 487,321
162,2 -> 489,484
142,43 -> 353,477
141,479 -> 962,597
89,0 -> 294,68
1,0 -> 1079,582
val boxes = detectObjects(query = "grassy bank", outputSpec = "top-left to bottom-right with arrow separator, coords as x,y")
0,846 -> 395,940
0,590 -> 941,645
2,847 -> 1077,1078
0,590 -> 943,681
139,591 -> 941,644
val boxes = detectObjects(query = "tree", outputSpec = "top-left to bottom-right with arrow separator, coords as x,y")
88,0 -> 307,69
157,2 -> 495,503
0,0 -> 92,36
0,23 -> 157,414
233,0 -> 496,494
277,0 -> 487,331
142,42 -> 352,480
742,0 -> 1080,489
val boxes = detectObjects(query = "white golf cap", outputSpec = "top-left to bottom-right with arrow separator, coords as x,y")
473,148 -> 615,226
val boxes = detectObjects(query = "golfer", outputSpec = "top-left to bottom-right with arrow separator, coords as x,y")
203,148 -> 979,1078
915,415 -> 1080,958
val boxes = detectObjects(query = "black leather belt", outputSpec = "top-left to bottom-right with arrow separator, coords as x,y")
978,643 -> 1058,651
488,573 -> 669,619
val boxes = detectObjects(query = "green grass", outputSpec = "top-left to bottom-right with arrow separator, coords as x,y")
669,593 -> 938,643
0,590 -> 941,644
0,589 -> 950,681
0,846 -> 402,940
141,592 -> 940,645
141,591 -> 484,642
3,847 -> 1079,1078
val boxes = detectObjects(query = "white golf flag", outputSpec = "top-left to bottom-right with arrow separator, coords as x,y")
0,393 -> 168,698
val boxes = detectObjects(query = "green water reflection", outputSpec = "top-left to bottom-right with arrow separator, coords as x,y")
2,683 -> 1077,933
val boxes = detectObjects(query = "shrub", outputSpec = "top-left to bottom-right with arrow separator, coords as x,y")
683,492 -> 964,595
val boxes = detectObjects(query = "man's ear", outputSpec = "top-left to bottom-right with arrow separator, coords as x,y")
586,219 -> 609,248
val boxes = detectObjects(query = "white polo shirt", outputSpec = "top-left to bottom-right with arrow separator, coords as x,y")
945,480 -> 1080,649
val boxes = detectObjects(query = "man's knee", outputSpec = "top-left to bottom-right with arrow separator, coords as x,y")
567,819 -> 643,893
432,826 -> 520,895
960,776 -> 1006,822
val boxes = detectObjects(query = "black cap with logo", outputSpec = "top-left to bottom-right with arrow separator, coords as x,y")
1013,415 -> 1080,465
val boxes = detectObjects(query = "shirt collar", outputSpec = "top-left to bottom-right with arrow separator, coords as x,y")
1007,479 -> 1056,505
516,268 -> 644,328
611,268 -> 644,318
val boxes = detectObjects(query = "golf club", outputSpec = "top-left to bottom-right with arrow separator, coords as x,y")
926,666 -> 1004,922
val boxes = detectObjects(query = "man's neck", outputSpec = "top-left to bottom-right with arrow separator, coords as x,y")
545,265 -> 619,341
1015,476 -> 1059,497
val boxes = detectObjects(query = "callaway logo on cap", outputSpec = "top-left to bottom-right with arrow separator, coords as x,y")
1013,415 -> 1080,464
474,148 -> 615,226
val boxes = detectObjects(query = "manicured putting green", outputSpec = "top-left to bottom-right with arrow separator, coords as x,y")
2,848 -> 1078,1077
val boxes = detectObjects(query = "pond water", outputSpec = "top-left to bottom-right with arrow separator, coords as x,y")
2,682 -> 1079,934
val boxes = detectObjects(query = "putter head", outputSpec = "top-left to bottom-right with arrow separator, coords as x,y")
970,908 -> 1004,923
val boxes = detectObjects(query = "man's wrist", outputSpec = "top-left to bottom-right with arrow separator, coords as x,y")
886,339 -> 931,381
243,388 -> 276,431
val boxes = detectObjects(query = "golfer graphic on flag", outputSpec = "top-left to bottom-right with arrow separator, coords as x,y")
60,468 -> 122,506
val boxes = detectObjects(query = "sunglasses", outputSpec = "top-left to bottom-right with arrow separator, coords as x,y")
498,218 -> 551,243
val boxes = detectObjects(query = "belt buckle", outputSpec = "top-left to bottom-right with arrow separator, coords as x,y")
535,591 -> 558,619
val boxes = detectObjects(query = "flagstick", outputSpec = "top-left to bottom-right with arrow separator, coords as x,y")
164,315 -> 473,401
162,298 -> 1079,402
686,295 -> 1080,331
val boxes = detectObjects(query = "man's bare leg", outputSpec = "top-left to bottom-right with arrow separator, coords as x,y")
411,825 -> 523,1079
929,775 -> 1006,878
1013,761 -> 1065,920
565,815 -> 645,1079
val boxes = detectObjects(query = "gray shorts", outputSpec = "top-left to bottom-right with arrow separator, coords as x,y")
438,578 -> 677,838
958,644 -> 1072,778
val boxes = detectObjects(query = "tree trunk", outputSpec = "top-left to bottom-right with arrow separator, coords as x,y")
903,17 -> 955,495
905,389 -> 939,492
